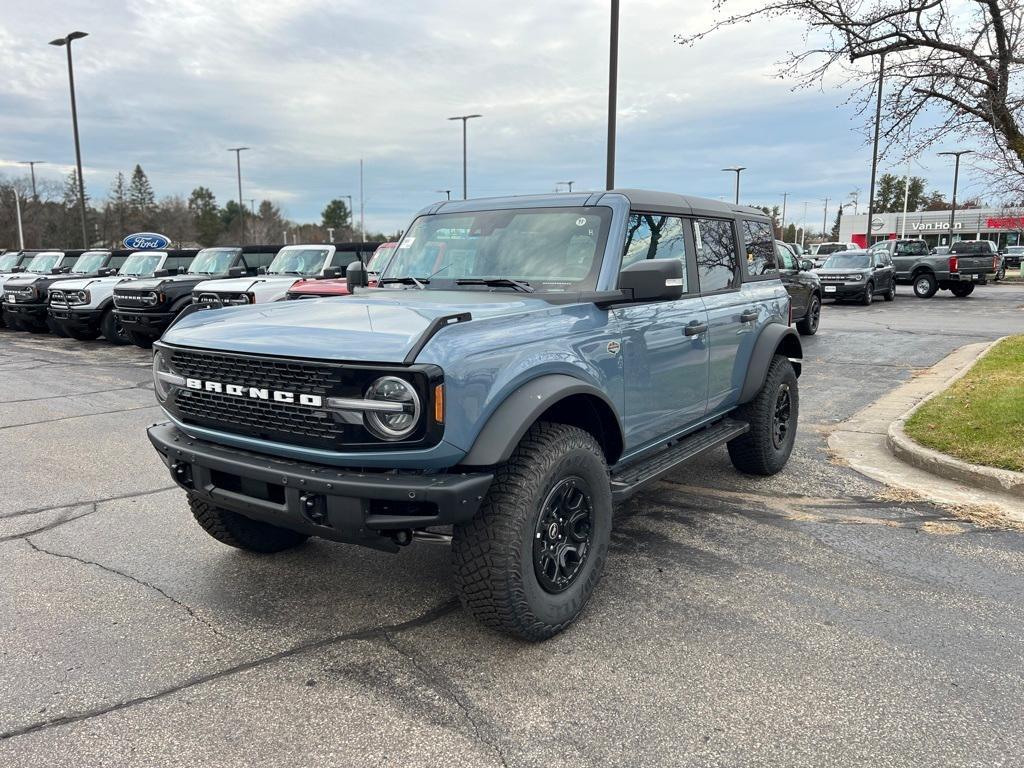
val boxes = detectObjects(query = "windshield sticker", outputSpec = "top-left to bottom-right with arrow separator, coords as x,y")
399,237 -> 415,249
576,217 -> 587,226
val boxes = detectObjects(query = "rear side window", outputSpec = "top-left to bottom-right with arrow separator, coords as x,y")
621,213 -> 689,291
693,218 -> 738,293
742,221 -> 777,278
896,241 -> 928,256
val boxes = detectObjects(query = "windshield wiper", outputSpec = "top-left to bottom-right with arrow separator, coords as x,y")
455,278 -> 535,293
379,276 -> 429,289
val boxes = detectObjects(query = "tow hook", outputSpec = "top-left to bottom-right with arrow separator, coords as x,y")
388,529 -> 414,547
300,493 -> 329,527
170,461 -> 193,489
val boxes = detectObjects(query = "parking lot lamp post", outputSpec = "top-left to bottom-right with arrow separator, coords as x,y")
938,150 -> 973,245
13,189 -> 25,249
780,192 -> 788,237
822,197 -> 829,240
227,147 -> 249,244
722,167 -> 745,205
19,161 -> 44,200
801,201 -> 809,247
606,0 -> 619,190
435,189 -> 452,200
448,114 -> 481,200
49,31 -> 89,248
558,181 -> 576,193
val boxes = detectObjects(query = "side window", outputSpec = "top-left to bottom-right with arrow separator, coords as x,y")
742,220 -> 777,278
775,242 -> 796,271
693,218 -> 738,292
620,213 -> 689,290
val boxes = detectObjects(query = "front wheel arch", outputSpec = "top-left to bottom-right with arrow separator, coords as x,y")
738,324 -> 802,404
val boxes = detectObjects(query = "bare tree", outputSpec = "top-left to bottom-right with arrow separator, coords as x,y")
677,1 -> 1024,194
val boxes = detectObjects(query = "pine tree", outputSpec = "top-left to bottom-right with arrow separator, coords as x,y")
107,172 -> 128,235
188,186 -> 221,246
830,206 -> 843,240
127,164 -> 156,228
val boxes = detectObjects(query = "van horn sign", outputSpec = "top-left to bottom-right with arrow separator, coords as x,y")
122,232 -> 171,249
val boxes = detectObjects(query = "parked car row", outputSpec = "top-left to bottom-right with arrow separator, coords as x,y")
1,242 -> 390,346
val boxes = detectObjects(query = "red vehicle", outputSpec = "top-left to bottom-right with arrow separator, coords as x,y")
286,242 -> 397,299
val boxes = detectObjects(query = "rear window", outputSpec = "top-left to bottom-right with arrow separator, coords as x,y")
817,243 -> 850,256
950,241 -> 993,254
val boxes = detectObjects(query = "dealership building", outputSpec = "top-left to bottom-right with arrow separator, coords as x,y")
839,208 -> 1024,249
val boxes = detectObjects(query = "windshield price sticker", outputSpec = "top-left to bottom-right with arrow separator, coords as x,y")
399,237 -> 416,249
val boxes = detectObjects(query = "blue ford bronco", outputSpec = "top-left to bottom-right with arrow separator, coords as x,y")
147,190 -> 803,640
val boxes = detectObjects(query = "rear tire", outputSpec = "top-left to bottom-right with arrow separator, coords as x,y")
913,272 -> 938,298
950,283 -> 975,298
127,330 -> 154,348
796,295 -> 820,336
188,493 -> 308,553
100,308 -> 129,345
996,266 -> 1006,281
452,422 -> 612,641
727,355 -> 799,476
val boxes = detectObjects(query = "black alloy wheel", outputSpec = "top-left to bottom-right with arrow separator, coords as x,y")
772,383 -> 793,449
533,477 -> 594,594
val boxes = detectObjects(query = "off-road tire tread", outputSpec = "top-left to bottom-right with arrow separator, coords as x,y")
451,422 -> 610,641
727,355 -> 798,476
188,493 -> 308,553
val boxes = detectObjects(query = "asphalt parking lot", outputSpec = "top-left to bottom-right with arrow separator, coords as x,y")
2,284 -> 1024,767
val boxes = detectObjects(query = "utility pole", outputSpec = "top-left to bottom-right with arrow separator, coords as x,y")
780,192 -> 789,238
13,188 -> 25,249
227,147 -> 249,244
938,150 -> 973,246
822,197 -> 830,241
49,31 -> 89,248
19,161 -> 44,200
801,201 -> 809,247
900,163 -> 911,239
448,114 -> 481,199
606,0 -> 619,190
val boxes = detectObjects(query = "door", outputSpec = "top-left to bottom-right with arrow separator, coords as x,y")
617,213 -> 709,449
775,242 -> 808,318
872,252 -> 894,291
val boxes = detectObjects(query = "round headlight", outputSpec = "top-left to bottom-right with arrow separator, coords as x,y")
152,350 -> 173,403
364,376 -> 420,441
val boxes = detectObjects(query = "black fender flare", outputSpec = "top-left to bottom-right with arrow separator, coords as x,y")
460,374 -> 623,467
738,323 -> 803,404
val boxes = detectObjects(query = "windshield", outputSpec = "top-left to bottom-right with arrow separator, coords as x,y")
188,248 -> 239,275
120,252 -> 165,277
73,251 -> 109,274
823,253 -> 871,269
0,253 -> 21,271
383,207 -> 612,291
366,244 -> 396,272
817,243 -> 850,256
269,248 -> 331,275
27,253 -> 62,273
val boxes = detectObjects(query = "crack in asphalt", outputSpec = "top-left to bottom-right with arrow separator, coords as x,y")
1,486 -> 177,521
0,382 -> 151,404
382,631 -> 510,768
0,403 -> 160,430
23,537 -> 233,641
0,503 -> 101,544
0,598 -> 460,742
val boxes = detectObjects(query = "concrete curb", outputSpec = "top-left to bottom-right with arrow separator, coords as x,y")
886,336 -> 1024,498
827,341 -> 1024,521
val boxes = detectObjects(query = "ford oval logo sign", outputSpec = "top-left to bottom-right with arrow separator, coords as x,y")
122,232 -> 171,250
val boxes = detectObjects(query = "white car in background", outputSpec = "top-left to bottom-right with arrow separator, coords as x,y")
810,242 -> 858,268
191,243 -> 376,306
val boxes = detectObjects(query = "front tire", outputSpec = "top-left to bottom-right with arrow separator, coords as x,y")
884,283 -> 896,301
452,423 -> 612,641
188,493 -> 308,553
913,272 -> 938,298
127,330 -> 154,349
100,308 -> 129,345
727,355 -> 799,476
860,282 -> 874,305
796,295 -> 820,336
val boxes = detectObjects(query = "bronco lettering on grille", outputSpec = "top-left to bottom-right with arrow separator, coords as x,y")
184,378 -> 323,407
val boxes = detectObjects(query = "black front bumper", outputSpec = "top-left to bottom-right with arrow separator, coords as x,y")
49,306 -> 104,331
819,283 -> 868,299
3,302 -> 48,327
148,423 -> 493,551
114,309 -> 176,338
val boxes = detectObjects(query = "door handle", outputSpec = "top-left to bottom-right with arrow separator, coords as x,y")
739,309 -> 758,323
684,321 -> 708,336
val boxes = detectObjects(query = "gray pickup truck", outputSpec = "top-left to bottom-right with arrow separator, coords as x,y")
870,239 -> 997,298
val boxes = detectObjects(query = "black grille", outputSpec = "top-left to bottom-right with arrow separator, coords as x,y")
114,292 -> 150,307
164,348 -> 439,451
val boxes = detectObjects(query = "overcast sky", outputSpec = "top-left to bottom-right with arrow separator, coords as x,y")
0,0 -> 986,234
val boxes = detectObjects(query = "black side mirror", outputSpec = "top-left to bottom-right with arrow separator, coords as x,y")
258,265 -> 268,275
322,266 -> 343,279
228,265 -> 246,277
345,261 -> 368,292
99,267 -> 117,277
800,259 -> 814,271
12,266 -> 25,273
154,268 -> 172,277
617,259 -> 684,303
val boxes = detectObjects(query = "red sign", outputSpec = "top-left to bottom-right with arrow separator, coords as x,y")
987,217 -> 1024,229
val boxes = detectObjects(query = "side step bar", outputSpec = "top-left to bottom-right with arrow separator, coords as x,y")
610,418 -> 749,503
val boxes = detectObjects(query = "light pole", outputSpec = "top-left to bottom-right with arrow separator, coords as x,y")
448,114 -> 481,200
938,150 -> 973,245
557,181 -> 576,193
722,167 -> 745,205
227,147 -> 249,244
801,201 -> 810,247
12,189 -> 25,250
606,0 -> 619,190
49,31 -> 89,248
851,45 -> 915,247
779,192 -> 788,238
342,195 -> 354,230
19,161 -> 45,200
822,197 -> 830,241
434,189 -> 452,200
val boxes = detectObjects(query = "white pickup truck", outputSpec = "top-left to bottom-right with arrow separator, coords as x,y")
191,243 -> 379,307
